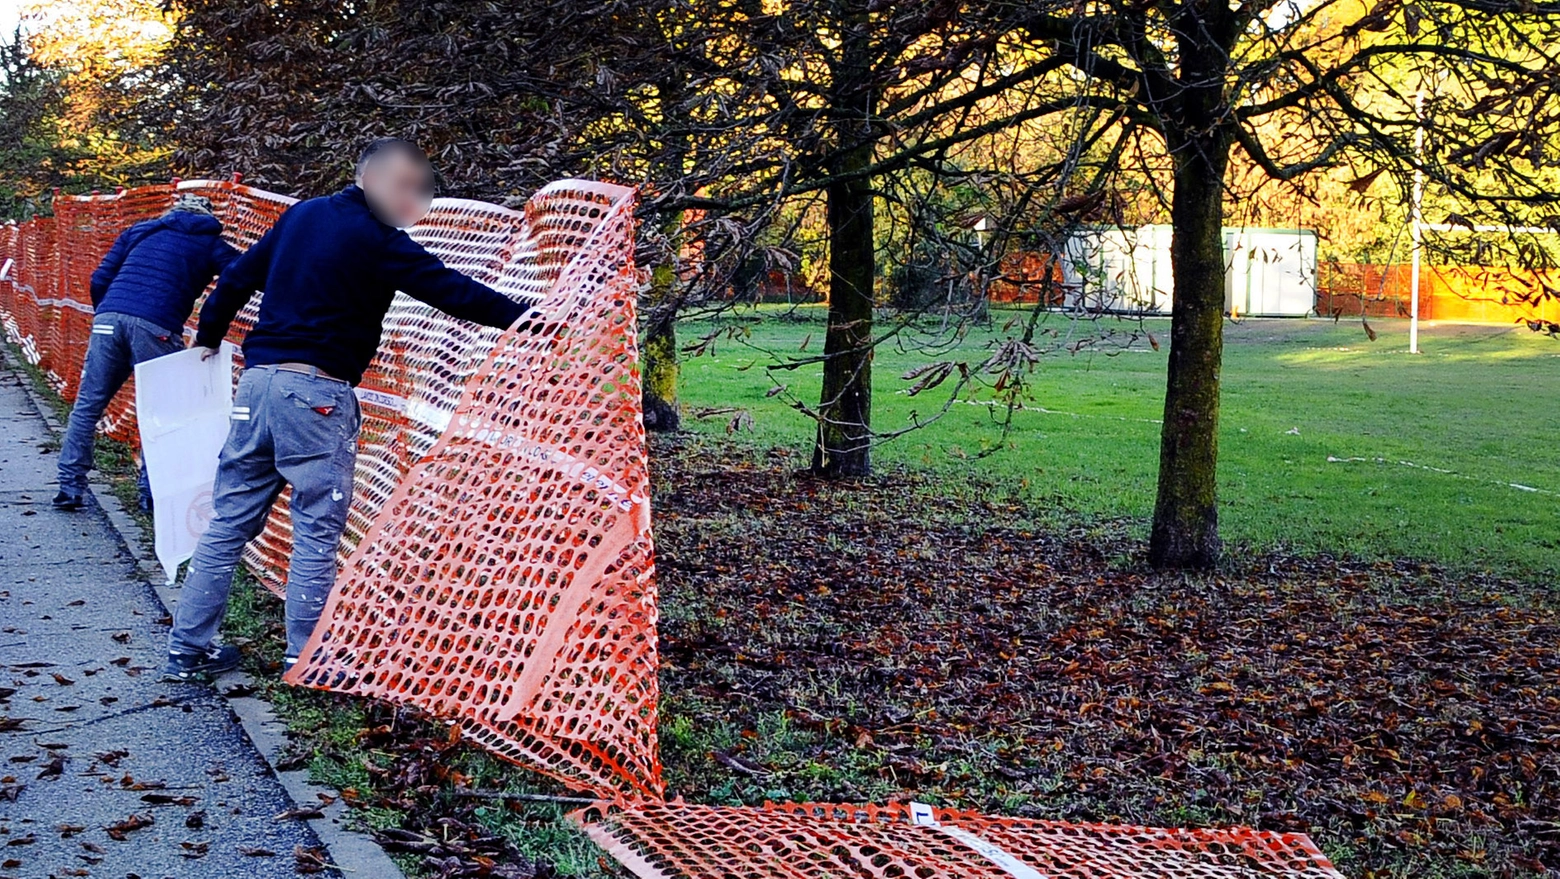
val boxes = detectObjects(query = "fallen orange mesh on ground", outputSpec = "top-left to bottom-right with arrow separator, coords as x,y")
573,801 -> 1348,879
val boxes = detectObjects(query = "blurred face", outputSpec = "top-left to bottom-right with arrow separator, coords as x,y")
360,150 -> 434,228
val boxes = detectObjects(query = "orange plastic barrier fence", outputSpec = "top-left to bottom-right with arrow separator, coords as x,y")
286,181 -> 661,799
0,178 -> 660,798
989,250 -> 1066,305
0,179 -> 616,595
1318,261 -> 1560,323
573,801 -> 1347,879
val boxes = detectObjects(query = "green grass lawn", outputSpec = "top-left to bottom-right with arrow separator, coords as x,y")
675,309 -> 1560,579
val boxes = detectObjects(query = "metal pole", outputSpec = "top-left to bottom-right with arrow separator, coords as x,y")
1409,88 -> 1425,354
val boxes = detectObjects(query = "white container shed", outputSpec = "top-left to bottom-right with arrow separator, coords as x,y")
1060,224 -> 1173,314
1223,227 -> 1318,317
1059,225 -> 1316,317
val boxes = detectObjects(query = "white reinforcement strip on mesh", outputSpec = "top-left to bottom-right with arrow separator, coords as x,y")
933,826 -> 1050,879
353,387 -> 408,413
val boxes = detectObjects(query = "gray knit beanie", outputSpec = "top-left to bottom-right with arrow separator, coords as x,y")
166,194 -> 215,217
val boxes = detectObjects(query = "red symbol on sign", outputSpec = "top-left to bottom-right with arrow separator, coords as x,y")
186,490 -> 215,538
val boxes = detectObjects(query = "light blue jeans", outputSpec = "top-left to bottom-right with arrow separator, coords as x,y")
57,312 -> 184,497
167,365 -> 360,659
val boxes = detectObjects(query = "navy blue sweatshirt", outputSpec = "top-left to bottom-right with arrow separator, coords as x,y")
196,185 -> 525,385
92,212 -> 240,333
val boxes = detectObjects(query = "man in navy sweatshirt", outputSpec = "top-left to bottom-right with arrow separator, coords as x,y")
164,138 -> 528,682
55,194 -> 240,512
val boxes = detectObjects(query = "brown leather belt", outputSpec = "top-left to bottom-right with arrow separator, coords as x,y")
264,362 -> 343,382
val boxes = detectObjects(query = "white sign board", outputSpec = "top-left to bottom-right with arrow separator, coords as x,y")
135,343 -> 236,583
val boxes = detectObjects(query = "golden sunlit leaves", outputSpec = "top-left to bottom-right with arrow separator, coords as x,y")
22,0 -> 172,72
19,0 -> 172,184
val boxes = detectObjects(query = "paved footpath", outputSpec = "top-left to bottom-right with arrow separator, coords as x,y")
0,362 -> 327,878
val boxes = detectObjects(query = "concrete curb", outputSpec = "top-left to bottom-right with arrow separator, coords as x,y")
0,345 -> 406,879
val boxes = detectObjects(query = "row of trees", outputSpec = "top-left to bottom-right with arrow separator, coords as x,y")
7,0 -> 1560,567
0,2 -> 171,214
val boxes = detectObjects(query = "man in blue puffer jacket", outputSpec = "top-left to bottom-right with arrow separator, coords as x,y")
54,193 -> 241,512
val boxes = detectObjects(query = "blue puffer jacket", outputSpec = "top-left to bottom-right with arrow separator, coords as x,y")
90,211 -> 242,334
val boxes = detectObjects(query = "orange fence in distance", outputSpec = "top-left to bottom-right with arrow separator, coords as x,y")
1318,262 -> 1560,324
989,250 -> 1066,305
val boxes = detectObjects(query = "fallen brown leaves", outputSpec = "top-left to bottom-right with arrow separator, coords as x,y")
236,845 -> 274,857
104,813 -> 153,841
295,844 -> 334,873
277,709 -> 560,878
273,805 -> 324,821
650,438 -> 1560,878
368,799 -> 559,878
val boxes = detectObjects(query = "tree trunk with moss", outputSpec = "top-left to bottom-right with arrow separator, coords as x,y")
641,220 -> 682,432
1148,24 -> 1234,570
641,281 -> 680,431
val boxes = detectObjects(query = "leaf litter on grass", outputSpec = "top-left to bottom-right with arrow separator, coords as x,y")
649,435 -> 1560,878
234,434 -> 1558,878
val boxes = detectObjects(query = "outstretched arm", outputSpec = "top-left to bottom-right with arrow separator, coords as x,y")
195,224 -> 280,349
381,231 -> 526,330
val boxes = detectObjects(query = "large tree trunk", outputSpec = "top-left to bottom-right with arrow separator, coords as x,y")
812,2 -> 875,478
812,143 -> 876,477
1149,132 -> 1230,569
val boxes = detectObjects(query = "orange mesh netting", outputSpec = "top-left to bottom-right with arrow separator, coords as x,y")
0,180 -> 293,453
573,801 -> 1347,879
0,178 -> 660,799
0,179 -> 612,596
285,181 -> 661,799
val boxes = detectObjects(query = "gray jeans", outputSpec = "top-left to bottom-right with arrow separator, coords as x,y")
168,365 -> 360,659
57,312 -> 184,496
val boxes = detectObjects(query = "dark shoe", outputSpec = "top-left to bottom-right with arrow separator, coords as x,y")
52,491 -> 83,511
160,644 -> 242,682
137,493 -> 153,515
